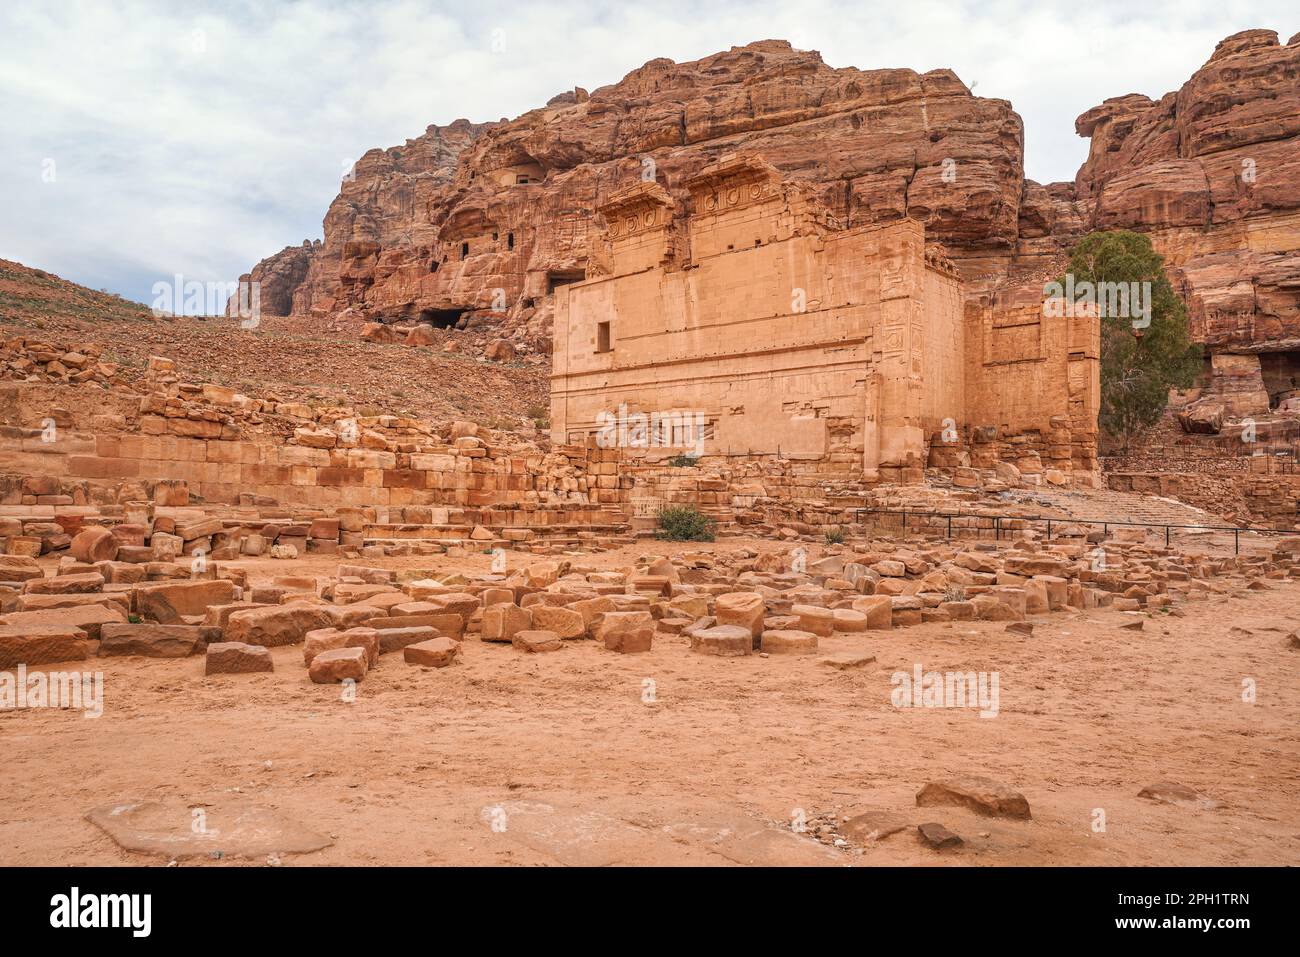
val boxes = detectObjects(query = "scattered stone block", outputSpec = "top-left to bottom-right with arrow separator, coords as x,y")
308,646 -> 367,683
135,579 -> 237,624
205,641 -> 273,675
831,608 -> 868,632
851,595 -> 892,629
916,777 -> 1031,819
69,527 -> 118,563
0,624 -> 90,668
689,624 -> 752,656
98,623 -> 206,658
225,601 -> 336,647
0,556 -> 44,584
597,611 -> 653,653
25,572 -> 105,595
481,603 -> 531,642
0,604 -> 125,640
791,603 -> 834,637
840,810 -> 908,844
403,636 -> 459,667
303,626 -> 379,667
512,630 -> 563,653
917,822 -> 963,850
715,591 -> 765,639
759,629 -> 818,655
528,605 -> 585,639
819,652 -> 876,670
377,625 -> 440,654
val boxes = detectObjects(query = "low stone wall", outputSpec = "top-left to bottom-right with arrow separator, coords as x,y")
0,370 -> 634,559
1104,454 -> 1300,528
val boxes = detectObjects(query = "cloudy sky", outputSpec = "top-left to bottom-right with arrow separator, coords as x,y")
1,0 -> 1295,308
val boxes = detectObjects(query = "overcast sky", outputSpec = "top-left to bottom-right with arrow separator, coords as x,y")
1,0 -> 1295,308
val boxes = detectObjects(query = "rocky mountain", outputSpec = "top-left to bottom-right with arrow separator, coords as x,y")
1075,29 -> 1300,360
238,30 -> 1300,384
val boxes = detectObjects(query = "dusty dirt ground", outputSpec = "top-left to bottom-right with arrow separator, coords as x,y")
2,536 -> 1298,867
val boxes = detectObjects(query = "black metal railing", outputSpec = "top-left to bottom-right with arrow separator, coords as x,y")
853,508 -> 1291,555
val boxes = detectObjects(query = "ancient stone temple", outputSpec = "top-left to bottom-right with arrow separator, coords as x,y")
551,156 -> 1100,484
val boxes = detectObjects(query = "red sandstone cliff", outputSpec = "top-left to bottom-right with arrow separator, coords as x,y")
1071,29 -> 1300,360
238,31 -> 1300,375
238,40 -> 1032,347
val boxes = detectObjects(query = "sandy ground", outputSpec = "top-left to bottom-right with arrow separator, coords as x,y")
2,538 -> 1298,867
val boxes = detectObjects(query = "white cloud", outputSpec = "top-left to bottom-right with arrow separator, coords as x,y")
0,0 -> 1294,307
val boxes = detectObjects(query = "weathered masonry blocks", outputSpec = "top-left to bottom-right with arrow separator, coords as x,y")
550,155 -> 1099,486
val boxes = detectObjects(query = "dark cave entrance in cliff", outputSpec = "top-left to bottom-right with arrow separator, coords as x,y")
1259,351 -> 1300,409
547,270 -> 586,294
418,308 -> 465,329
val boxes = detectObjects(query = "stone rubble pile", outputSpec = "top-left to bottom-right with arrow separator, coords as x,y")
4,527 -> 1294,677
1,336 -> 127,388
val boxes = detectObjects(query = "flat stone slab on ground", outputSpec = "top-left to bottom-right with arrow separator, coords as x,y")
661,814 -> 842,866
86,800 -> 331,858
840,810 -> 910,844
476,801 -> 690,866
819,652 -> 877,669
477,801 -> 840,866
1137,781 -> 1218,810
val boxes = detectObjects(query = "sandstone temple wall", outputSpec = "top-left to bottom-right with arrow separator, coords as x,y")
551,155 -> 1098,487
957,292 -> 1100,480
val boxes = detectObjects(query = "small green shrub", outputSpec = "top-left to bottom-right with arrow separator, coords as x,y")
824,526 -> 846,545
526,404 -> 550,430
656,505 -> 715,542
665,453 -> 699,468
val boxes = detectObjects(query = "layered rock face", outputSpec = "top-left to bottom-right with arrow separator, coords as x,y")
1072,29 -> 1300,394
238,30 -> 1300,410
238,40 -> 1033,348
241,118 -> 495,323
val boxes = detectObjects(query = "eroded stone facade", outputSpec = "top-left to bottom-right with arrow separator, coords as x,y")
551,157 -> 1099,485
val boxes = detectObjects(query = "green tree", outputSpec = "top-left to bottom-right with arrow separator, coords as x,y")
1052,230 -> 1201,449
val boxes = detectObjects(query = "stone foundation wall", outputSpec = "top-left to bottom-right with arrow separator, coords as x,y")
0,374 -> 634,558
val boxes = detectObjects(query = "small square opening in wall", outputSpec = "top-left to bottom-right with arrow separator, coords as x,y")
596,321 -> 612,353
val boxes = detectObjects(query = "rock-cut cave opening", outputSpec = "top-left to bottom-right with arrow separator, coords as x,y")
418,308 -> 465,329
